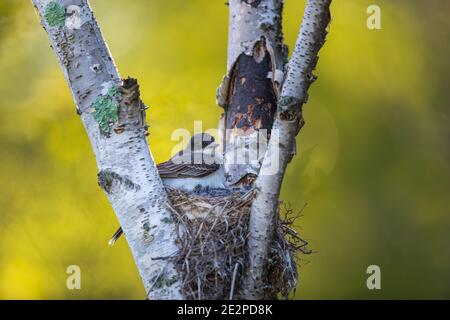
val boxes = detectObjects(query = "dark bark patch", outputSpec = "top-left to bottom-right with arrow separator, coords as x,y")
226,46 -> 276,137
224,41 -> 278,185
241,0 -> 262,8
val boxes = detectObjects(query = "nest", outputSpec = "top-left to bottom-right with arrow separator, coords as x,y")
166,188 -> 310,300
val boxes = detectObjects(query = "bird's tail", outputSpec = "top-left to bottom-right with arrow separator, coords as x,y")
108,227 -> 123,246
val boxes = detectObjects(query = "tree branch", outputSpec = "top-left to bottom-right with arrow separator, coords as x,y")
32,0 -> 182,299
243,0 -> 332,299
218,0 -> 287,186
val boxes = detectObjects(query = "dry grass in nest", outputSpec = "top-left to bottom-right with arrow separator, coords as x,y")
166,188 -> 311,300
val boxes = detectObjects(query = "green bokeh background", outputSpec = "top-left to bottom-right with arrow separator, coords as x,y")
0,0 -> 449,299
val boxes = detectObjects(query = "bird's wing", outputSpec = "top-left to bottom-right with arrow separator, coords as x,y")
157,160 -> 219,178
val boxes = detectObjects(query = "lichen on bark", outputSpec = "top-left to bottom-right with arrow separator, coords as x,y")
152,275 -> 179,290
91,85 -> 121,136
44,1 -> 66,28
98,169 -> 140,194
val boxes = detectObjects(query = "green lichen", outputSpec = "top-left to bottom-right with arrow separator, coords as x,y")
106,85 -> 120,98
44,1 -> 66,28
164,276 -> 178,287
98,169 -> 140,193
152,275 -> 178,289
278,96 -> 302,111
92,85 -> 121,136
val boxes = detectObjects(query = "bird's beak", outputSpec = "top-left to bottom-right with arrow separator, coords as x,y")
208,142 -> 220,149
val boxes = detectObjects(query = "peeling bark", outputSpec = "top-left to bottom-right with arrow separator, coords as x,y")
32,0 -> 182,299
218,0 -> 287,186
243,0 -> 332,299
224,40 -> 277,185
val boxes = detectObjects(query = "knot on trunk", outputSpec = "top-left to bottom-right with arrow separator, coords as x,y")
242,0 -> 262,8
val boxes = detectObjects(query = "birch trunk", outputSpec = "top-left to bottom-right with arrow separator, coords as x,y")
218,0 -> 287,186
32,0 -> 182,299
243,0 -> 332,299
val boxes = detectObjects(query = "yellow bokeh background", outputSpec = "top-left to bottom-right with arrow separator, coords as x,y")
0,0 -> 449,299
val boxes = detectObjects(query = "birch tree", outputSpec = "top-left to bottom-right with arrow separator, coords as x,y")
32,0 -> 332,300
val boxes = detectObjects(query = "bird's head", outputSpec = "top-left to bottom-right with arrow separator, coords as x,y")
173,133 -> 221,165
188,133 -> 218,152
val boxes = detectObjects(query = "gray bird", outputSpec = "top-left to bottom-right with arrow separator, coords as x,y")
109,133 -> 223,245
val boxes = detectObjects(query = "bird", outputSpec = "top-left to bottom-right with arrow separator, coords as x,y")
108,133 -> 224,246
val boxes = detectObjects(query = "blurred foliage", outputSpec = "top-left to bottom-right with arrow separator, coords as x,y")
0,0 -> 449,299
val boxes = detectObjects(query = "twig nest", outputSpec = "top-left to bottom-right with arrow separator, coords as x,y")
166,187 -> 310,300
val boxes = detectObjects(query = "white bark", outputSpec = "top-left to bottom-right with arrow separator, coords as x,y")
218,0 -> 286,186
32,0 -> 182,299
243,0 -> 332,299
224,0 -> 285,78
